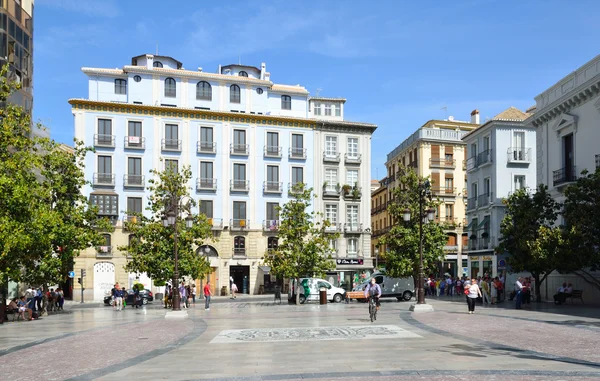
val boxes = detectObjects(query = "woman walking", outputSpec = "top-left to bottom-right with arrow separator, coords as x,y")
466,279 -> 482,314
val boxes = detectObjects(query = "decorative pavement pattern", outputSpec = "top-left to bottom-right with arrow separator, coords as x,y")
210,324 -> 422,344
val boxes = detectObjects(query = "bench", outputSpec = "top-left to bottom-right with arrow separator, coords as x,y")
566,290 -> 584,304
346,291 -> 366,301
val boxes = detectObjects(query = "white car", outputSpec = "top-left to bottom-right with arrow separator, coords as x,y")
288,278 -> 346,303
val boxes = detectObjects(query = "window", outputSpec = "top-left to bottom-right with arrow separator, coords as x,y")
196,81 -> 212,100
281,95 -> 291,110
325,204 -> 338,225
324,104 -> 331,116
266,132 -> 279,154
200,161 -> 213,182
234,236 -> 245,254
233,163 -> 246,184
233,202 -> 246,221
133,75 -> 141,82
97,119 -> 112,145
268,236 -> 279,251
335,104 -> 341,116
90,194 -> 118,216
291,167 -> 303,185
346,204 -> 359,226
238,71 -> 248,77
471,183 -> 478,198
266,202 -> 279,222
445,204 -> 454,219
346,169 -> 358,186
233,129 -> 246,153
445,153 -> 453,161
256,88 -> 263,95
328,238 -> 337,253
483,136 -> 490,151
127,157 -> 142,185
314,104 -> 321,115
347,137 -> 358,158
153,61 -> 163,68
266,165 -> 279,185
97,155 -> 112,182
291,134 -> 304,157
445,177 -> 453,190
128,121 -> 142,139
325,168 -> 338,191
127,197 -> 143,217
325,136 -> 337,156
347,238 -> 358,255
471,143 -> 477,159
230,84 -> 241,103
165,159 -> 178,173
514,175 -> 525,190
201,126 -> 213,144
484,178 -> 491,195
199,200 -> 213,218
101,234 -> 112,251
114,79 -> 126,95
165,124 -> 179,149
164,77 -> 176,97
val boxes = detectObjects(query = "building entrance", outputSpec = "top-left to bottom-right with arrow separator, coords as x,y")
230,266 -> 250,294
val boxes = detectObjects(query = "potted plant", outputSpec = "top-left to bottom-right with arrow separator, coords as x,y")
351,183 -> 360,199
323,181 -> 328,190
342,184 -> 352,195
336,183 -> 341,192
239,219 -> 246,227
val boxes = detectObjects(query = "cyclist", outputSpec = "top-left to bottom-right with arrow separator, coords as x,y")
364,277 -> 382,311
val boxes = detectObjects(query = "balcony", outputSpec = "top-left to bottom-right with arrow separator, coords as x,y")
344,153 -> 362,165
507,147 -> 532,164
342,186 -> 362,200
197,178 -> 217,191
230,219 -> 249,230
323,151 -> 341,163
123,174 -> 145,188
344,223 -> 363,234
345,250 -> 360,259
124,136 -> 145,150
477,149 -> 492,167
264,145 -> 282,158
207,218 -> 223,230
162,139 -> 182,151
408,161 -> 418,169
466,197 -> 477,211
462,188 -> 468,198
230,143 -> 249,155
466,157 -> 477,172
93,173 -> 115,187
289,147 -> 307,160
431,187 -> 457,196
553,166 -> 577,186
325,223 -> 342,233
230,179 -> 249,192
429,158 -> 456,169
263,220 -> 280,232
94,134 -> 115,148
197,141 -> 216,154
96,245 -> 113,257
477,193 -> 492,208
263,181 -> 283,194
232,247 -> 247,258
322,184 -> 341,198
441,217 -> 457,229
288,182 -> 305,195
444,245 -> 459,251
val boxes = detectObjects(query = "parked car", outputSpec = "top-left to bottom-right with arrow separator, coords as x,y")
352,272 -> 415,301
104,289 -> 154,306
288,278 -> 346,303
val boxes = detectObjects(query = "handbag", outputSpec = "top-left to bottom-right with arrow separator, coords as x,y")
464,286 -> 470,295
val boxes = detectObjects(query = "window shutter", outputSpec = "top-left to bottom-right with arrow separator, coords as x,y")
431,172 -> 440,187
445,145 -> 453,155
431,145 -> 440,157
447,235 -> 457,246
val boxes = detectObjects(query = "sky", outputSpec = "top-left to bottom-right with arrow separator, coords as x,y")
33,0 -> 600,178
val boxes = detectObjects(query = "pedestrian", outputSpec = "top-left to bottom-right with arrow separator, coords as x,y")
111,284 -> 117,309
204,281 -> 212,310
514,277 -> 524,309
491,277 -> 498,304
180,282 -> 187,309
164,285 -> 170,309
481,278 -> 490,305
121,286 -> 127,308
191,284 -> 196,305
466,279 -> 482,314
231,282 -> 238,299
115,287 -> 123,311
35,287 -> 43,312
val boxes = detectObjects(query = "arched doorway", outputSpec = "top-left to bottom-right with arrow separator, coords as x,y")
93,262 -> 115,301
196,245 -> 218,296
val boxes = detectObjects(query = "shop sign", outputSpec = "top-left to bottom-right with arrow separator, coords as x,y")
470,256 -> 479,261
336,258 -> 364,265
482,256 -> 493,261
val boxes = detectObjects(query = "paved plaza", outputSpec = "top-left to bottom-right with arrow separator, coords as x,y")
1,296 -> 599,381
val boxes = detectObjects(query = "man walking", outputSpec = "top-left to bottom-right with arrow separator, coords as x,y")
204,281 -> 212,310
514,277 -> 524,310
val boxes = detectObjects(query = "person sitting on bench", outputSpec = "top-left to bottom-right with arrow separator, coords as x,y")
553,282 -> 572,305
17,296 -> 33,321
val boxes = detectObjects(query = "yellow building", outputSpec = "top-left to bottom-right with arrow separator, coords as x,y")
371,178 -> 390,268
384,112 -> 480,277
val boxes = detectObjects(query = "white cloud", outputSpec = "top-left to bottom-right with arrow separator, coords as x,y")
36,0 -> 121,18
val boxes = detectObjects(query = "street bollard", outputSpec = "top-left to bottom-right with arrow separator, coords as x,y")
319,287 -> 327,305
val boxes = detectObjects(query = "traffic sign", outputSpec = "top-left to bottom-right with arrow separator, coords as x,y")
68,271 -> 75,278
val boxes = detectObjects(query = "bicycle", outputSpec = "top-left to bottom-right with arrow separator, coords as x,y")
368,296 -> 378,322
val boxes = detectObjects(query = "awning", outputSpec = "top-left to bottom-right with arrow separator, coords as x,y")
259,266 -> 271,274
477,215 -> 490,230
466,219 -> 478,230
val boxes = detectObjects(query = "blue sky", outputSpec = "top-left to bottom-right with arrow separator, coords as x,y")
34,0 -> 600,177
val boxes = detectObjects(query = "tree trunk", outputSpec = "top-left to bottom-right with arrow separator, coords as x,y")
532,273 -> 542,303
573,270 -> 600,291
295,277 -> 300,306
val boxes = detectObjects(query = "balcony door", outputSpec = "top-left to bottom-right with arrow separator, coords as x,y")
563,133 -> 574,180
513,131 -> 525,160
127,157 -> 142,185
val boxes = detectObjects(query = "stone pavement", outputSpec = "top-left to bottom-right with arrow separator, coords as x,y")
0,297 -> 599,380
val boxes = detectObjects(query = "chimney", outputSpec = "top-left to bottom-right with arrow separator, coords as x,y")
260,62 -> 266,80
470,109 -> 480,124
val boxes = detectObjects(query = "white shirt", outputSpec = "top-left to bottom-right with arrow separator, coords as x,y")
557,286 -> 565,293
514,280 -> 523,291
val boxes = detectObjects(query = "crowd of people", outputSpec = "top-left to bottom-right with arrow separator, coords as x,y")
5,286 -> 65,321
163,282 -> 205,309
425,274 -> 505,303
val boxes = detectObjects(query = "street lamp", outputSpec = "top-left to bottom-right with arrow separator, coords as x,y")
162,206 -> 181,311
374,247 -> 379,270
403,180 -> 436,311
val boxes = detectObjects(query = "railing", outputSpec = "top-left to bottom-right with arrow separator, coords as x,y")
197,178 -> 217,191
230,179 -> 249,192
431,187 -> 457,196
263,220 -> 280,231
230,143 -> 249,155
322,185 -> 341,197
372,226 -> 390,238
507,147 -> 532,163
96,246 -> 113,256
442,217 -> 457,229
288,182 -> 305,195
344,223 -> 363,233
93,173 -> 115,187
477,193 -> 491,207
553,166 -> 577,186
467,197 -> 477,211
232,247 -> 246,258
123,174 -> 144,188
207,218 -> 223,230
264,145 -> 282,158
263,181 -> 283,193
94,134 -> 115,148
408,161 -> 418,168
162,138 -> 182,151
289,147 -> 307,160
323,151 -> 341,162
477,149 -> 492,166
197,141 -> 216,154
429,158 -> 456,169
346,250 -> 360,258
124,136 -> 145,149
230,219 -> 249,230
466,157 -> 477,171
325,223 -> 342,233
344,153 -> 362,164
342,186 -> 362,200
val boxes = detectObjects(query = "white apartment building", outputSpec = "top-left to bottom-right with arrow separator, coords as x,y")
463,107 -> 536,279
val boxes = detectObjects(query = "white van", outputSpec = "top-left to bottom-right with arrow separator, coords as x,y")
288,278 -> 346,303
352,272 -> 415,301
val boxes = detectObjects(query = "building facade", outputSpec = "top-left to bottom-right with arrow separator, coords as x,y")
371,178 -> 390,269
384,115 -> 479,277
71,54 -> 375,300
462,107 -> 536,279
528,53 -> 600,301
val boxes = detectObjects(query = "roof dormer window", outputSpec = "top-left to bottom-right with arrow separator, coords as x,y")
153,61 -> 163,68
165,77 -> 176,97
238,71 -> 248,77
281,95 -> 291,110
114,79 -> 126,95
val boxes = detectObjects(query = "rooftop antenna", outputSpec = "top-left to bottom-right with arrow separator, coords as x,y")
441,105 -> 447,119
316,88 -> 322,96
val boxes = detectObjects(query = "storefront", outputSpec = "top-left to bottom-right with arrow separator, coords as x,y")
326,258 -> 373,291
468,254 -> 497,278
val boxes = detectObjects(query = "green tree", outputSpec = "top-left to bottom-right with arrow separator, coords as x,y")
497,185 -> 560,302
379,168 -> 447,289
262,184 -> 336,305
561,168 -> 600,291
120,166 -> 212,284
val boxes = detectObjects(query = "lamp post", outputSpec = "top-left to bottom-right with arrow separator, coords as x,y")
403,180 -> 435,311
374,247 -> 379,270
